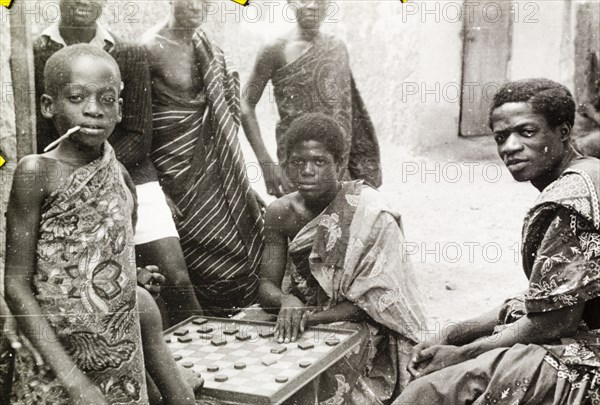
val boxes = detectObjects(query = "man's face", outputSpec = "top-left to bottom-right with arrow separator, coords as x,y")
288,0 -> 329,30
59,0 -> 107,27
286,140 -> 340,201
173,0 -> 206,29
43,55 -> 122,150
491,102 -> 568,183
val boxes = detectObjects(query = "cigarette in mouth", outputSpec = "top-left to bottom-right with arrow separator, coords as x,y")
43,126 -> 81,152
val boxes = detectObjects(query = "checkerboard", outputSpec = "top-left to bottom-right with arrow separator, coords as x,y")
163,316 -> 361,404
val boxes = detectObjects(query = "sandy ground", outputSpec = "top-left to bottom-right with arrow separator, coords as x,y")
239,108 -> 539,331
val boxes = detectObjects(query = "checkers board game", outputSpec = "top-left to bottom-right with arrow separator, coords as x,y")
163,316 -> 361,404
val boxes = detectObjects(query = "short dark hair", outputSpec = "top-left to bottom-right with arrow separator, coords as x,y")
44,44 -> 121,97
285,113 -> 346,163
489,78 -> 575,129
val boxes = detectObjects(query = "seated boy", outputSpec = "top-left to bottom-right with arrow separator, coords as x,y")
258,113 -> 426,404
4,44 -> 195,404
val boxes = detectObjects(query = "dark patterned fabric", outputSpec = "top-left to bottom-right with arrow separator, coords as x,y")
272,33 -> 382,188
10,143 -> 148,404
150,29 -> 264,316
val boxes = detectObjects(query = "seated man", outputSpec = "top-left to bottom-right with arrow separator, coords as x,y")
259,113 -> 425,404
395,78 -> 600,404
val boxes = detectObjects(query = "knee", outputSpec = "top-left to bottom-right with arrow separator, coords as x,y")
394,376 -> 440,405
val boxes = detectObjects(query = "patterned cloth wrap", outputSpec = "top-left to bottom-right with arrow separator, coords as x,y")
150,29 -> 264,316
10,143 -> 148,404
288,180 -> 426,404
272,33 -> 382,188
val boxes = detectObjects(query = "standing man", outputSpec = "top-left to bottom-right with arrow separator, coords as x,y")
241,0 -> 382,197
33,0 -> 203,326
141,0 -> 264,316
394,79 -> 600,404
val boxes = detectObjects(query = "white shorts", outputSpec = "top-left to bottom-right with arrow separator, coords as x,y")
134,182 -> 179,245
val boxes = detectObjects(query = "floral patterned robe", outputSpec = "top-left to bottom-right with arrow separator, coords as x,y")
288,180 -> 426,404
9,143 -> 148,404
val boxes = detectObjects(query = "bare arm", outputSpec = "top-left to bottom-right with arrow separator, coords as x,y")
138,287 -> 195,405
241,43 -> 291,196
257,200 -> 291,312
258,200 -> 308,342
4,157 -> 107,404
305,301 -> 369,326
414,303 -> 584,378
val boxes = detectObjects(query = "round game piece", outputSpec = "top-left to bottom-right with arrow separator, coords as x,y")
207,365 -> 219,372
182,361 -> 194,369
164,337 -> 171,344
325,337 -> 340,346
299,360 -> 311,368
173,354 -> 183,361
271,346 -> 287,354
215,375 -> 228,382
234,362 -> 246,370
192,317 -> 208,325
174,329 -> 189,337
275,376 -> 288,383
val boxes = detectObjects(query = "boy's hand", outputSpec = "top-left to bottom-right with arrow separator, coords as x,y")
137,265 -> 166,298
275,294 -> 307,343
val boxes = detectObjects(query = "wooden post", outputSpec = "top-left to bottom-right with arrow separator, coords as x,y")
10,0 -> 36,160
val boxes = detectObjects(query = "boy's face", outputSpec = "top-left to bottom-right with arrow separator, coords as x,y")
288,0 -> 329,30
59,0 -> 107,27
286,140 -> 341,202
172,0 -> 206,29
42,55 -> 122,150
491,102 -> 568,183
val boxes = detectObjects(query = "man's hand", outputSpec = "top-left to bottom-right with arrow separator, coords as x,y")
137,265 -> 166,298
275,294 -> 307,343
261,162 -> 292,197
409,344 -> 468,378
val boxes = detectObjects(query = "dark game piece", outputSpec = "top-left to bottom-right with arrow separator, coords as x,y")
215,375 -> 228,382
223,326 -> 239,335
211,336 -> 227,346
178,335 -> 193,343
259,329 -> 275,338
299,360 -> 312,368
298,341 -> 314,350
270,346 -> 287,354
235,332 -> 251,341
192,318 -> 208,325
174,329 -> 189,337
325,337 -> 341,346
197,332 -> 214,340
182,361 -> 194,368
234,362 -> 246,370
164,337 -> 171,344
197,325 -> 214,334
207,365 -> 219,372
275,376 -> 288,383
173,354 -> 183,361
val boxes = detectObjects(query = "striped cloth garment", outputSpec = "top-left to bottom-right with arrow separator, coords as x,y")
151,30 -> 264,316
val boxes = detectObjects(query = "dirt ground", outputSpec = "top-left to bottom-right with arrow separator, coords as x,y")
239,116 -> 539,331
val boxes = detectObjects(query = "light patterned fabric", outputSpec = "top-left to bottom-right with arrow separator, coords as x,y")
288,181 -> 425,403
150,29 -> 264,316
10,143 -> 148,404
272,33 -> 382,188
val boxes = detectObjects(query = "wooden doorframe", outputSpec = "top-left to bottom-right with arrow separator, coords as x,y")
459,0 -> 513,137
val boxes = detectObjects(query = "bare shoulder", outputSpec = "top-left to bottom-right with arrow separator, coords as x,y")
11,154 -> 52,203
264,193 -> 302,232
139,23 -> 168,58
255,36 -> 287,70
